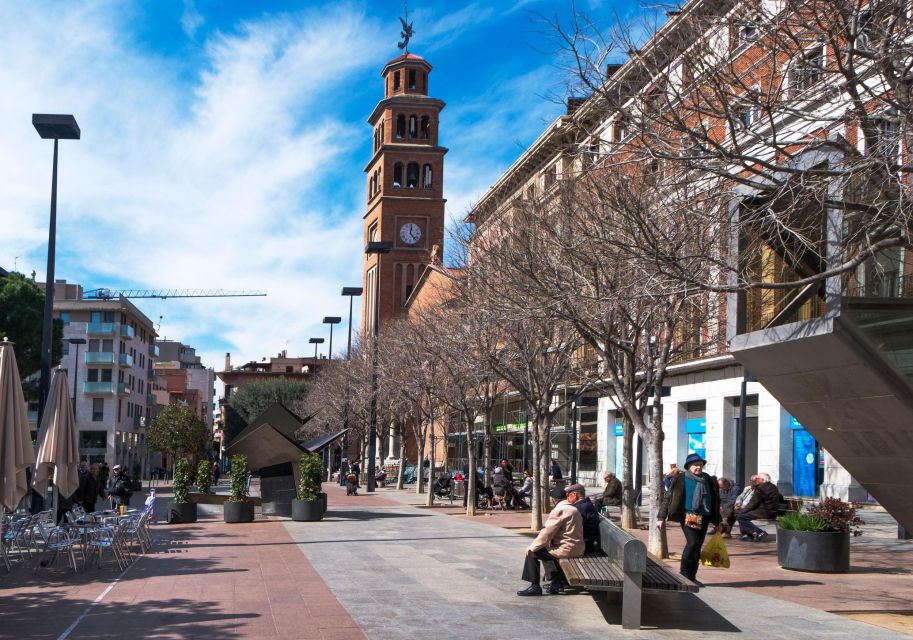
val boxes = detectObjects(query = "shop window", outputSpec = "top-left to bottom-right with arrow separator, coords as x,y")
80,429 -> 106,447
406,162 -> 420,188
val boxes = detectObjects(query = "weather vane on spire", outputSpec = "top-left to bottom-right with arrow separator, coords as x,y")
398,1 -> 414,52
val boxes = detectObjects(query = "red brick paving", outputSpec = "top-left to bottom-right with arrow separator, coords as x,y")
0,515 -> 365,640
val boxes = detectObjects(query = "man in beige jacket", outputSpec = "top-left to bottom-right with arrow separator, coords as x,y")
517,483 -> 586,596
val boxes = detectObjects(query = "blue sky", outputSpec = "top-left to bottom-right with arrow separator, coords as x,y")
0,0 -> 647,384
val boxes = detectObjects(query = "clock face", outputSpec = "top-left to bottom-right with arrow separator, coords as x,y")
400,222 -> 422,245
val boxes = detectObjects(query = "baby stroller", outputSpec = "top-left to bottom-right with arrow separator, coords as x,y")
433,473 -> 452,499
346,471 -> 359,496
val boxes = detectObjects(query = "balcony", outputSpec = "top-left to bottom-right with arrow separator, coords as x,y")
118,382 -> 131,396
118,353 -> 134,367
120,325 -> 135,339
84,381 -> 115,395
84,352 -> 116,366
147,368 -> 156,380
148,344 -> 159,357
86,322 -> 115,336
146,393 -> 157,405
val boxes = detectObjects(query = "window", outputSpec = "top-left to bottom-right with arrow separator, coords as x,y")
396,114 -> 406,139
644,158 -> 660,184
736,19 -> 759,47
87,368 -> 99,383
872,117 -> 901,165
526,184 -> 536,200
92,399 -> 104,422
408,115 -> 417,139
102,339 -> 113,352
420,115 -> 430,140
285,366 -> 293,373
738,91 -> 761,129
90,312 -> 101,323
585,141 -> 600,167
790,45 -> 825,96
80,429 -> 106,447
60,312 -> 70,325
422,164 -> 433,188
393,70 -> 400,91
393,162 -> 404,188
406,162 -> 420,188
854,10 -> 875,53
543,163 -> 557,190
612,119 -> 627,143
101,369 -> 112,383
408,69 -> 416,90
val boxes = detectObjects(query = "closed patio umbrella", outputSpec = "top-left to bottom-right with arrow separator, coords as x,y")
0,339 -> 36,511
32,367 -> 80,505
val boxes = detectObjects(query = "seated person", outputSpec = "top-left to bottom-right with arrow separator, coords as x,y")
492,467 -> 513,506
715,477 -> 741,537
517,484 -> 585,596
375,467 -> 387,487
514,469 -> 533,509
737,472 -> 780,542
433,472 -> 452,497
568,483 -> 600,552
592,471 -> 623,511
345,471 -> 359,496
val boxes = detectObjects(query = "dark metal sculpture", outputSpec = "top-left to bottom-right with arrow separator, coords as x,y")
398,3 -> 414,51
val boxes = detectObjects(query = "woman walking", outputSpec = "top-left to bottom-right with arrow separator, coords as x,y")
657,452 -> 720,586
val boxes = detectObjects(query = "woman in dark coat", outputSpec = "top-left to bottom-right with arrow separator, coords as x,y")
657,452 -> 721,586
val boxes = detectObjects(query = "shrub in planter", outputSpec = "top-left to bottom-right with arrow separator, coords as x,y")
169,457 -> 197,524
224,454 -> 254,523
292,453 -> 324,522
197,459 -> 212,494
777,498 -> 864,573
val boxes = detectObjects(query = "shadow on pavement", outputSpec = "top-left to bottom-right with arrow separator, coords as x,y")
595,592 -> 741,632
323,509 -> 433,521
711,578 -> 824,588
0,589 -> 255,638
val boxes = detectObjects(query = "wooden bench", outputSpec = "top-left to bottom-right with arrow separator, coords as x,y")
557,515 -> 698,630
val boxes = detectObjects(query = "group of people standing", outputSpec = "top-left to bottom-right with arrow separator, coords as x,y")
61,461 -> 133,521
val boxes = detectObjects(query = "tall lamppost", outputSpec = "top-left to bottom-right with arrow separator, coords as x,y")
308,337 -> 324,361
339,287 -> 363,485
365,241 -> 392,492
66,337 -> 87,412
322,317 -> 341,359
33,114 -> 80,425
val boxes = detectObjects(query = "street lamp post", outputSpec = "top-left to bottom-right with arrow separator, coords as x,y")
339,287 -> 363,485
66,338 -> 87,412
365,241 -> 392,493
33,114 -> 80,425
322,317 -> 341,359
308,337 -> 325,361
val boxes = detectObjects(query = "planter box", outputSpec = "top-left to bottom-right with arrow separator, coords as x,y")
292,499 -> 323,522
319,492 -> 327,515
777,527 -> 850,573
224,500 -> 255,523
169,501 -> 197,524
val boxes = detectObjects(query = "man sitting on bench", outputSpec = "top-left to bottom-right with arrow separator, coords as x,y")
737,472 -> 781,542
517,484 -> 585,596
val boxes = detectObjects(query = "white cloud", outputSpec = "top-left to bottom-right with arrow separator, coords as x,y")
0,2 -> 387,375
181,0 -> 204,39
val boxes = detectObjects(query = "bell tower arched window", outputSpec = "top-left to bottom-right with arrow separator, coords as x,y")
422,164 -> 433,188
393,163 -> 404,188
396,115 -> 405,139
406,162 -> 419,188
408,115 -> 417,139
408,69 -> 417,90
420,116 -> 430,140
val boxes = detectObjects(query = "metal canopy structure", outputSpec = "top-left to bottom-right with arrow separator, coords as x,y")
301,428 -> 348,454
84,288 -> 266,300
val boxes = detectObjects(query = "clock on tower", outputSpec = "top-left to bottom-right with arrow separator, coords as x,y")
361,49 -> 447,336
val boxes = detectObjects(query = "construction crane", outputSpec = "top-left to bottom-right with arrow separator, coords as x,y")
84,288 -> 267,300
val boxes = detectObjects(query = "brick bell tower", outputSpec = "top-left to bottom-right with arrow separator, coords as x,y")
361,50 -> 447,335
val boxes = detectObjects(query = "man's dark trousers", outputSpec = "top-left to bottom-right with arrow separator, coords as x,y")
737,510 -> 768,537
522,548 -> 559,585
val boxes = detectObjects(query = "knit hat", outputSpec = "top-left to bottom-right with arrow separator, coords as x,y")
684,453 -> 706,467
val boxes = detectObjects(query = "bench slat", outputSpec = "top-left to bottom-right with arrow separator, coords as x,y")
559,554 -> 698,593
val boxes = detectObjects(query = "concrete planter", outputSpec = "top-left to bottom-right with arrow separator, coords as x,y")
292,499 -> 323,522
223,500 -> 255,523
777,527 -> 850,573
168,501 -> 197,524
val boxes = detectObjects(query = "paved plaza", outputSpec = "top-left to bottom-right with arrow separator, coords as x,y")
0,484 -> 910,639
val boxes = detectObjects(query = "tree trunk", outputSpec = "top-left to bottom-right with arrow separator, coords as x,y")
645,427 -> 668,558
426,407 -> 435,507
530,424 -> 542,530
621,416 -> 637,530
396,432 -> 407,490
416,429 -> 426,495
483,406 -> 493,489
466,414 -> 477,517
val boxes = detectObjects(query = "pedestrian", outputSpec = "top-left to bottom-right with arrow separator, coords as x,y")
516,484 -> 585,596
212,461 -> 221,487
108,464 -> 133,511
663,463 -> 681,491
550,459 -> 562,481
81,463 -> 100,513
657,452 -> 721,586
350,460 -> 360,485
